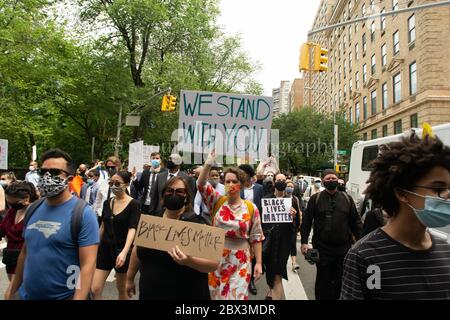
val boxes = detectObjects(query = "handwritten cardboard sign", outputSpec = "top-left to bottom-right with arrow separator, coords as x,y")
134,214 -> 226,261
177,90 -> 274,162
262,198 -> 292,223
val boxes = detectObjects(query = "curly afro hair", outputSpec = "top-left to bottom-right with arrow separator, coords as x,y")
364,133 -> 450,217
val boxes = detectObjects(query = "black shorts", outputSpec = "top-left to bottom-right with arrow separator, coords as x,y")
96,241 -> 131,274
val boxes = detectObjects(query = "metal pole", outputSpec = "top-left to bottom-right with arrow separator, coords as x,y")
334,106 -> 338,171
114,105 -> 123,157
91,137 -> 95,162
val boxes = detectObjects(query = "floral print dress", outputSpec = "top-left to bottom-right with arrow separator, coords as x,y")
199,182 -> 264,300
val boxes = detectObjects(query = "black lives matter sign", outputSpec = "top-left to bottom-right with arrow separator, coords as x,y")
262,198 -> 292,223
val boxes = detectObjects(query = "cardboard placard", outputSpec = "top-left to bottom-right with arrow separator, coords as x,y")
0,139 -> 8,170
134,215 -> 226,261
262,198 -> 292,223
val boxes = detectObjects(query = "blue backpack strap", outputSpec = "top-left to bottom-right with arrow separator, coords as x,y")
23,198 -> 46,228
71,198 -> 88,247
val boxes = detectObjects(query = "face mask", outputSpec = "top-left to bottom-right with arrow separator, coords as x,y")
208,179 -> 219,187
323,180 -> 338,191
275,181 -> 287,192
314,182 -> 322,189
225,184 -> 241,195
166,160 -> 176,170
106,167 -> 116,176
0,180 -> 7,188
87,179 -> 94,186
10,202 -> 27,210
337,184 -> 346,192
38,172 -> 69,198
151,159 -> 161,168
164,194 -> 186,211
403,189 -> 450,228
111,186 -> 126,195
29,166 -> 35,172
286,187 -> 294,194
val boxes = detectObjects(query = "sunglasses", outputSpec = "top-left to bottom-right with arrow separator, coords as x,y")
108,181 -> 125,187
165,187 -> 187,196
37,168 -> 71,177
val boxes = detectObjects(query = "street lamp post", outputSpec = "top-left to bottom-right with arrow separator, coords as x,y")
305,86 -> 338,170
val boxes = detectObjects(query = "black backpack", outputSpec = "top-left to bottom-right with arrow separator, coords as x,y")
23,198 -> 88,247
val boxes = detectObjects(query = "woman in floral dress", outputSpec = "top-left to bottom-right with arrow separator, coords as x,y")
197,151 -> 264,300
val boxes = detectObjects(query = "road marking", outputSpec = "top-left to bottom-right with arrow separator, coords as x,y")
106,269 -> 116,282
282,244 -> 308,300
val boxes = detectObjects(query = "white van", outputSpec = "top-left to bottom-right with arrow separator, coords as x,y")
347,122 -> 450,238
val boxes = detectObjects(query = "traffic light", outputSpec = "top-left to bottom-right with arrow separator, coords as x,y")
299,43 -> 310,71
168,95 -> 177,112
161,95 -> 169,112
313,44 -> 329,72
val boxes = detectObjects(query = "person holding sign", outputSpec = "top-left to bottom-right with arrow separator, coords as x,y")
262,173 -> 298,300
197,150 -> 264,300
126,176 -> 218,300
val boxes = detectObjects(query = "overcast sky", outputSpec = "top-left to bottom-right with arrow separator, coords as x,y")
218,0 -> 322,96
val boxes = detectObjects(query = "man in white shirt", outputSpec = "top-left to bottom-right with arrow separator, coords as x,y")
194,168 -> 225,215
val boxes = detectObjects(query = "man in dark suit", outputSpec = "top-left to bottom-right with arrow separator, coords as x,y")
148,153 -> 195,216
239,164 -> 264,295
132,152 -> 167,214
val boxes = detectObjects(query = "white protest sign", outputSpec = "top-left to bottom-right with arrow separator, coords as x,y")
177,90 -> 274,162
262,198 -> 292,223
142,145 -> 160,166
0,139 -> 7,170
128,140 -> 144,173
134,214 -> 226,261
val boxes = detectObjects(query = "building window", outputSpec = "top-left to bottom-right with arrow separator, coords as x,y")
393,73 -> 401,103
339,66 -> 342,83
362,33 -> 367,53
344,60 -> 347,78
363,96 -> 368,120
356,72 -> 360,89
339,90 -> 342,104
349,107 -> 353,124
381,44 -> 387,66
382,82 -> 388,109
344,84 -> 347,97
410,113 -> 418,128
393,30 -> 400,55
343,35 -> 347,49
363,64 -> 367,83
371,90 -> 377,115
371,129 -> 378,140
349,78 -> 353,94
371,54 -> 376,74
394,119 -> 402,134
349,52 -> 353,70
381,8 -> 386,31
363,132 -> 368,141
355,15 -> 359,33
382,125 -> 388,137
355,102 -> 360,122
408,14 -> 416,43
371,21 -> 376,42
393,0 -> 399,11
355,43 -> 359,60
349,26 -> 352,43
362,3 -> 366,16
349,0 -> 353,13
410,61 -> 417,95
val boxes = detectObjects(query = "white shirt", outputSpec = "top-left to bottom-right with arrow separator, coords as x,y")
144,172 -> 158,206
167,170 -> 179,180
243,185 -> 255,203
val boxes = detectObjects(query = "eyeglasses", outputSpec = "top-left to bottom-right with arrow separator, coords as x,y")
108,181 -> 125,187
165,187 -> 187,196
37,168 -> 70,177
412,185 -> 450,199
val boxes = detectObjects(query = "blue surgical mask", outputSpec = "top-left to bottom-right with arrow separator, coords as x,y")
87,179 -> 94,186
151,159 -> 160,168
286,187 -> 294,194
0,180 -> 7,188
315,182 -> 321,189
403,189 -> 450,228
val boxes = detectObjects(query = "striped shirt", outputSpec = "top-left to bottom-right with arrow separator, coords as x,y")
340,228 -> 450,300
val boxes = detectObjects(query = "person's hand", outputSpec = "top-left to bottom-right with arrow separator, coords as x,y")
205,149 -> 216,166
301,244 -> 309,256
168,245 -> 191,266
126,279 -> 136,298
115,251 -> 128,268
290,207 -> 297,219
4,285 -> 12,300
253,262 -> 263,281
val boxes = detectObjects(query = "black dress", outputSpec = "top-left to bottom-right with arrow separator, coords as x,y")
262,194 -> 295,288
136,211 -> 211,300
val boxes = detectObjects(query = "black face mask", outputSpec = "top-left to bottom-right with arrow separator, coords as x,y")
166,160 -> 176,170
337,184 -> 346,192
10,202 -> 26,210
324,180 -> 339,191
164,194 -> 186,210
106,166 -> 116,176
275,181 -> 287,192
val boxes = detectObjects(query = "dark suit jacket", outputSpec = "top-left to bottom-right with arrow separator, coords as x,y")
148,170 -> 196,216
240,183 -> 264,214
132,168 -> 168,207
